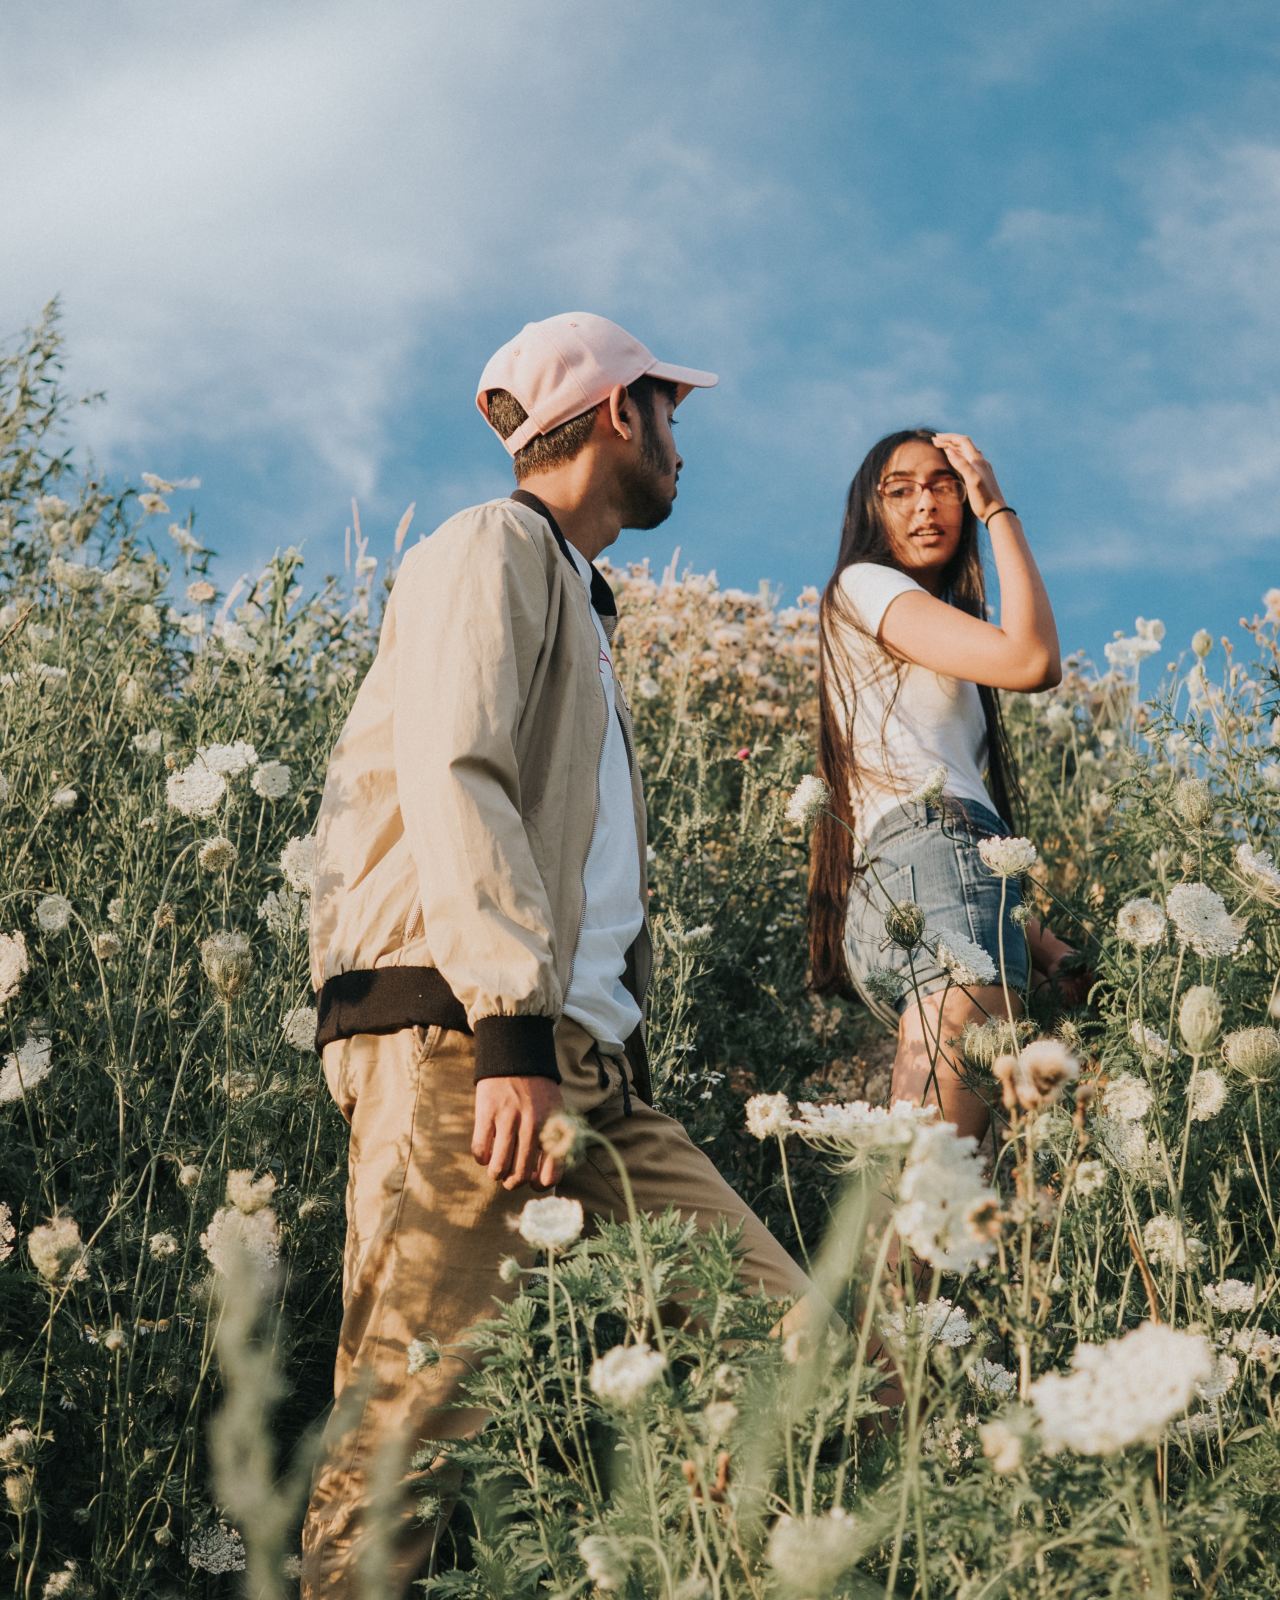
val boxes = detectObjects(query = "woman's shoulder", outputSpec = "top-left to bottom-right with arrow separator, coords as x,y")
835,562 -> 925,632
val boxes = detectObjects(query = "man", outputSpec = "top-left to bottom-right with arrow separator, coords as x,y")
301,312 -> 809,1595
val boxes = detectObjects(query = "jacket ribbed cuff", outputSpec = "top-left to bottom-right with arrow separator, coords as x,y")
472,1014 -> 561,1084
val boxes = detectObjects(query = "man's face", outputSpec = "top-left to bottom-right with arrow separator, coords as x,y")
618,391 -> 682,530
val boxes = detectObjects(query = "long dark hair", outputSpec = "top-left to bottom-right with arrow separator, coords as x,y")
807,428 -> 1025,996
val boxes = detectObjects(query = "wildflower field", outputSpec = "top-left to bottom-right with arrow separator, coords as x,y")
1,311 -> 1278,1599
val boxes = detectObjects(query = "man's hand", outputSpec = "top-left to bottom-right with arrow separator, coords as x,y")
472,1076 -> 566,1191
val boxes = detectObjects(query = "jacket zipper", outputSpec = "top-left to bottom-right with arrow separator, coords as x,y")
561,591 -> 608,1004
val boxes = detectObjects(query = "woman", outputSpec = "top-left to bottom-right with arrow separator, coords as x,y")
808,429 -> 1077,1141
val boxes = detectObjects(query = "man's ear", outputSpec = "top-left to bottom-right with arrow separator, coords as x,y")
604,384 -> 636,443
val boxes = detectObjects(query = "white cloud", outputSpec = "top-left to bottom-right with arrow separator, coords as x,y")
1115,398 -> 1280,544
0,0 -> 781,495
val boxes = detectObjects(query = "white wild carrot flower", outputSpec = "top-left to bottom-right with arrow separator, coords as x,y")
1188,1067 -> 1227,1122
977,836 -> 1038,876
36,895 -> 73,934
1115,896 -> 1167,947
588,1343 -> 666,1407
28,1214 -> 90,1286
0,932 -> 29,1011
0,1038 -> 53,1104
1166,884 -> 1241,959
516,1195 -> 583,1251
281,1007 -> 317,1051
784,773 -> 829,828
1029,1322 -> 1213,1454
250,761 -> 292,799
166,760 -> 226,819
1202,1279 -> 1257,1315
744,1092 -> 791,1140
932,929 -> 997,987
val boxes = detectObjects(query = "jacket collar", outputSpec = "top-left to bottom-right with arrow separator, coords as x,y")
510,489 -> 617,621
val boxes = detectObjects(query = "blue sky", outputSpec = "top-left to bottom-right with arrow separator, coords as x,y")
2,0 -> 1277,668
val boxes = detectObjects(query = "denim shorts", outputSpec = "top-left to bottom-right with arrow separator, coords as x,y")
843,797 -> 1029,1031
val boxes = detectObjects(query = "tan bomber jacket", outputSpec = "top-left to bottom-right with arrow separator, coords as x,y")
309,491 -> 653,1096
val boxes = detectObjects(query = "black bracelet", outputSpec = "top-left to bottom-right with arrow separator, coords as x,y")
985,505 -> 1018,525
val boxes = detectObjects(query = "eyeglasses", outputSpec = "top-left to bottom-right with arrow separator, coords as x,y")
878,474 -> 966,506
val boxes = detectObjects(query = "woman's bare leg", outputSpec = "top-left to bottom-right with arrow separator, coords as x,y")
892,983 -> 1023,1146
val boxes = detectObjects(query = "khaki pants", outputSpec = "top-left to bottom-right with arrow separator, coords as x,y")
300,1019 -> 809,1597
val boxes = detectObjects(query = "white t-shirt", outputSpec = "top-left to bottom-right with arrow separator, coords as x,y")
562,545 -> 644,1050
833,563 -> 995,840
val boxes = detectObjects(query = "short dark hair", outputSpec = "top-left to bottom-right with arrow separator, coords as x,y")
485,375 -> 678,481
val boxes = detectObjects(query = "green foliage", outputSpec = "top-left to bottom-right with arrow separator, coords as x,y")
0,309 -> 1278,1597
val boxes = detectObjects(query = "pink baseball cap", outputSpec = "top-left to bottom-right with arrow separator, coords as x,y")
476,311 -> 718,456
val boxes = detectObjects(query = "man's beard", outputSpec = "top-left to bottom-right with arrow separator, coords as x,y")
618,423 -> 676,531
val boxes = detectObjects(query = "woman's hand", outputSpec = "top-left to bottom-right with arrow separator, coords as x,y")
931,433 -> 1006,524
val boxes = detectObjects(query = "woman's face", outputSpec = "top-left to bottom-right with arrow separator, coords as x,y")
876,439 -> 965,593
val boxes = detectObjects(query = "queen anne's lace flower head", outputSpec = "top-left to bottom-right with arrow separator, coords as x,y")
166,760 -> 227,819
992,1039 -> 1079,1113
1091,1114 -> 1161,1182
745,1092 -> 791,1140
784,773 -> 829,828
281,1006 -> 317,1051
0,1037 -> 54,1104
932,930 -> 997,988
196,741 -> 258,776
1029,1322 -> 1213,1454
578,1534 -> 630,1592
1115,896 -> 1167,947
968,1357 -> 1017,1398
908,764 -> 947,805
1188,1066 -> 1227,1122
1179,985 -> 1223,1055
200,930 -> 253,1001
894,1122 -> 999,1272
0,932 -> 29,1011
250,761 -> 292,800
788,1098 -> 935,1163
1101,1072 -> 1153,1122
977,836 -> 1038,876
879,1297 -> 973,1349
225,1170 -> 276,1215
1143,1213 -> 1204,1269
1222,1027 -> 1280,1083
516,1195 -> 583,1251
27,1214 -> 91,1285
1129,1021 -> 1176,1061
1166,883 -> 1242,959
200,1204 -> 280,1279
0,1202 -> 16,1263
588,1342 -> 666,1407
765,1507 -> 867,1596
197,836 -> 237,873
35,895 -> 73,935
279,835 -> 318,893
186,1524 -> 246,1574
1234,842 -> 1280,899
1202,1278 -> 1257,1315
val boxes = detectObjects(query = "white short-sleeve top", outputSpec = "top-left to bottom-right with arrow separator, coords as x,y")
833,562 -> 996,841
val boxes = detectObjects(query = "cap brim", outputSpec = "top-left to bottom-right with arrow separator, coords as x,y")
645,359 -> 719,406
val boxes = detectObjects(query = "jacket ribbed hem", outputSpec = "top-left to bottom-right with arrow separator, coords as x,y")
314,966 -> 561,1083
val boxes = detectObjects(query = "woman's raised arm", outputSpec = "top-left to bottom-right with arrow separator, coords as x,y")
877,433 -> 1061,692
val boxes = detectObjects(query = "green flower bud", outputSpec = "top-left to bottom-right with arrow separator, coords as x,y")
1179,985 -> 1223,1055
884,900 -> 926,950
1221,1027 -> 1280,1085
1174,778 -> 1213,827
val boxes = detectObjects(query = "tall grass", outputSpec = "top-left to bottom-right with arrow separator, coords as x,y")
0,308 -> 1277,1596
